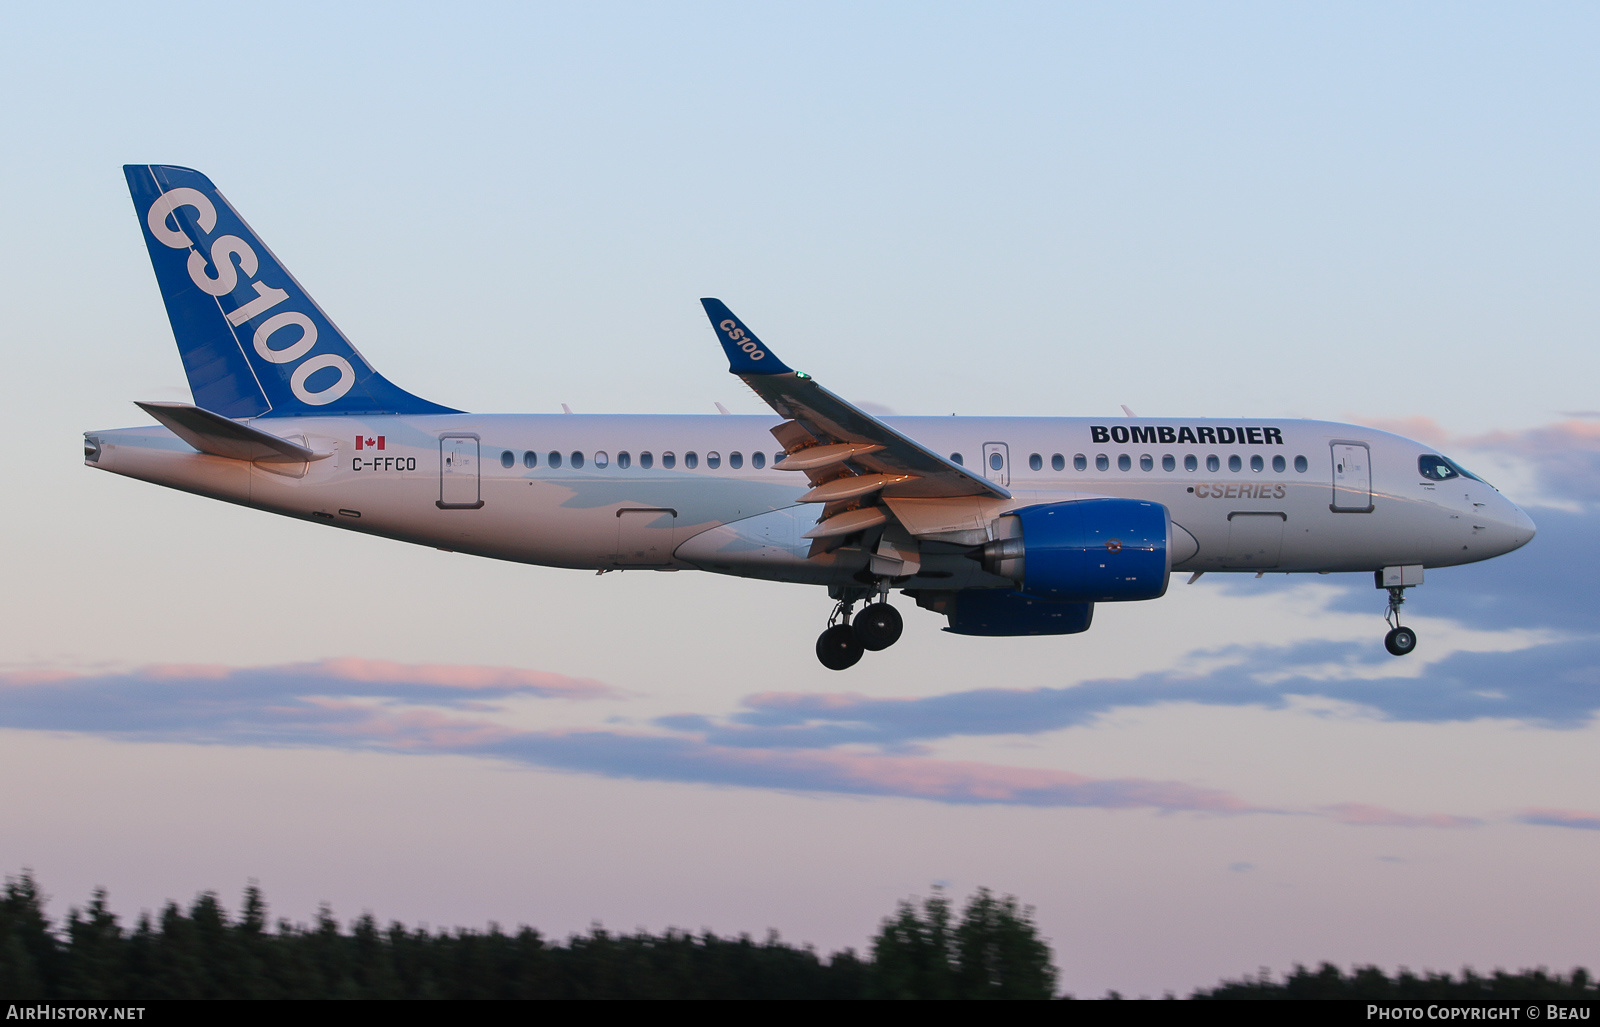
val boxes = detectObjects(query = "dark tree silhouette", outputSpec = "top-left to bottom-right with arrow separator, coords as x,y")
870,886 -> 1056,999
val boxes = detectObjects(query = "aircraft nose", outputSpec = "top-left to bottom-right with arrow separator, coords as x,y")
1483,496 -> 1536,556
1508,502 -> 1537,550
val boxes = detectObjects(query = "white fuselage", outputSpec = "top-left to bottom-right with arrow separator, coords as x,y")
85,413 -> 1535,591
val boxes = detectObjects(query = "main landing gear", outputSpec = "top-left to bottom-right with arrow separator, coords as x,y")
1378,565 -> 1423,657
815,587 -> 905,671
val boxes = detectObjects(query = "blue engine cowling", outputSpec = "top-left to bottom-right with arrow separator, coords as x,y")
974,498 -> 1171,602
941,590 -> 1094,636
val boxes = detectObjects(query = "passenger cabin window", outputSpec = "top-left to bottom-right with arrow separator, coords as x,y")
729,452 -> 742,469
752,452 -> 765,469
662,452 -> 676,469
640,451 -> 654,469
617,451 -> 631,469
501,450 -> 514,469
706,452 -> 720,469
1054,454 -> 1067,471
594,451 -> 609,469
1140,454 -> 1153,471
1117,454 -> 1131,471
1072,454 -> 1086,471
1185,455 -> 1198,471
1096,454 -> 1109,471
685,452 -> 699,469
774,452 -> 784,466
1273,455 -> 1286,472
1206,455 -> 1220,472
1162,455 -> 1175,471
989,452 -> 1003,471
1250,455 -> 1263,472
1228,455 -> 1242,472
548,451 -> 562,469
1294,455 -> 1308,473
523,450 -> 537,468
1029,453 -> 1042,471
951,453 -> 964,465
571,451 -> 585,469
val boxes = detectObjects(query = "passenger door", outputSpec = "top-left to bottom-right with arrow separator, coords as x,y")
1331,442 -> 1373,512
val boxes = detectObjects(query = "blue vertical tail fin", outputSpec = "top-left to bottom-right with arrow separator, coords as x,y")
124,164 -> 458,418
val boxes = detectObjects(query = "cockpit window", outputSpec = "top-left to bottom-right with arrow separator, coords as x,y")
1419,455 -> 1458,481
1419,454 -> 1486,484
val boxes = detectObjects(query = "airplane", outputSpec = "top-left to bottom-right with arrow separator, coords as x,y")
85,165 -> 1537,670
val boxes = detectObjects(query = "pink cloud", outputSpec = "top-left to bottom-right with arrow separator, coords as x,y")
0,659 -> 612,699
1361,416 -> 1453,446
1515,807 -> 1600,831
1360,417 -> 1600,454
742,690 -> 881,712
1318,803 -> 1481,829
730,747 -> 1260,811
302,658 -> 611,696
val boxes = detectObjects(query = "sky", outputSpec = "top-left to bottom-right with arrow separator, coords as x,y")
1,0 -> 1598,997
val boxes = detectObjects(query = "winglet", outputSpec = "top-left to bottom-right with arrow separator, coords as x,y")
700,299 -> 795,375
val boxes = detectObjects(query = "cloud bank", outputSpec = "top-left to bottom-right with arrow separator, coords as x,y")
0,659 -> 1486,827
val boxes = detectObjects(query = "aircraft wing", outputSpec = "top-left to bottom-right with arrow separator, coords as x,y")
700,299 -> 1010,522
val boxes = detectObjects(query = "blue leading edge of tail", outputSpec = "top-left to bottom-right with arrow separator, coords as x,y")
124,164 -> 459,418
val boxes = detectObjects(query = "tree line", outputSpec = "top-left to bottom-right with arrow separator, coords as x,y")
1192,962 -> 1599,1001
0,872 -> 1053,999
2,871 -> 1594,999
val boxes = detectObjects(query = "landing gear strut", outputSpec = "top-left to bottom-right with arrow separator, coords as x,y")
815,585 -> 903,670
1377,565 -> 1422,657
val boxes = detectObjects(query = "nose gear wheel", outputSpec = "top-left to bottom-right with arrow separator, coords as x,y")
1384,625 -> 1417,656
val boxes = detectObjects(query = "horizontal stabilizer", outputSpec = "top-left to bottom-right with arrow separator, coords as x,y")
135,401 -> 322,463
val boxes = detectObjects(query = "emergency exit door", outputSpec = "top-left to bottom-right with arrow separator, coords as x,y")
982,443 -> 1010,487
1330,442 -> 1373,513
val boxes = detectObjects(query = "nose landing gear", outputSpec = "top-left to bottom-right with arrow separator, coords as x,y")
1378,565 -> 1423,657
815,586 -> 904,670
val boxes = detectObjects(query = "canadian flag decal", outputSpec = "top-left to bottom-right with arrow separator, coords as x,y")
355,436 -> 386,450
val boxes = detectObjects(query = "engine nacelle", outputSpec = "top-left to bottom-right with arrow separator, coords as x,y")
939,590 -> 1094,636
974,498 -> 1171,602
